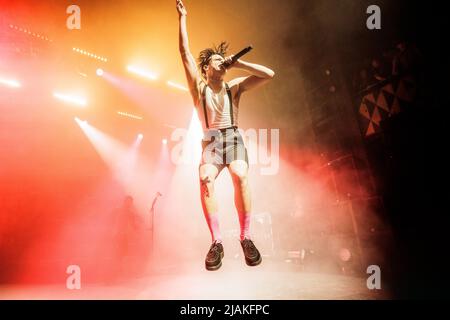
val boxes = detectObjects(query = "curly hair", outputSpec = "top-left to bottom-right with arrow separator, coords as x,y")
197,41 -> 229,77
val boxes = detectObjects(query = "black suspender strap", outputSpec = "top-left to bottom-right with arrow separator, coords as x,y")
225,83 -> 234,126
201,82 -> 209,129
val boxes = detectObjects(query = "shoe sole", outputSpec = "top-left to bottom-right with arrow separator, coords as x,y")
245,254 -> 262,267
205,251 -> 224,271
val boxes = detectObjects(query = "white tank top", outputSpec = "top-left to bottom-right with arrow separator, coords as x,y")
197,81 -> 238,131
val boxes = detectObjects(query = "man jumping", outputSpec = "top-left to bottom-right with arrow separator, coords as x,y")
176,0 -> 275,270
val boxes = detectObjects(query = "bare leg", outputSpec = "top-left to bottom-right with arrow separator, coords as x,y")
229,160 -> 252,240
199,164 -> 221,242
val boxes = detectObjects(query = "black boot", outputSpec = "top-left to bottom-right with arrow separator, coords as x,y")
205,241 -> 224,271
240,238 -> 262,266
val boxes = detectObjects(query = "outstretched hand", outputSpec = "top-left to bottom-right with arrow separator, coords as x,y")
176,0 -> 187,17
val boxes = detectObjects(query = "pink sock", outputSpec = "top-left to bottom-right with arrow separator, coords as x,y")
205,213 -> 222,243
238,212 -> 251,241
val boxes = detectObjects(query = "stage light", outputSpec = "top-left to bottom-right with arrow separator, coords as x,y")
138,134 -> 144,139
126,65 -> 158,80
339,248 -> 352,262
9,24 -> 52,42
117,111 -> 143,120
53,92 -> 87,107
162,138 -> 168,145
167,80 -> 189,92
73,47 -> 108,62
96,68 -> 104,76
0,77 -> 21,88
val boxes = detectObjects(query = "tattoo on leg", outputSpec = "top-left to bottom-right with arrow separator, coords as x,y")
201,176 -> 211,197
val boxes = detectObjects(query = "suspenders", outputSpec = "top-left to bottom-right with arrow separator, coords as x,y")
201,82 -> 234,130
225,83 -> 234,127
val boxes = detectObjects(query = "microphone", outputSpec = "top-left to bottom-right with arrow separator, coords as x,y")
221,45 -> 253,68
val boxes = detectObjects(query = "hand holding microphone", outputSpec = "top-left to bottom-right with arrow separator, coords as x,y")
221,45 -> 253,69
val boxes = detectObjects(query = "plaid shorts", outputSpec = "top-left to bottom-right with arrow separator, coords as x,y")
200,127 -> 249,172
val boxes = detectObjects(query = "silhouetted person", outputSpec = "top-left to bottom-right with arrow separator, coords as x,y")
115,195 -> 140,260
371,58 -> 389,82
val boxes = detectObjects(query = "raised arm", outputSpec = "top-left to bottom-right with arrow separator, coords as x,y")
176,0 -> 200,105
227,58 -> 275,94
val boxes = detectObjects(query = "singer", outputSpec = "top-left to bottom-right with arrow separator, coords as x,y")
176,0 -> 275,271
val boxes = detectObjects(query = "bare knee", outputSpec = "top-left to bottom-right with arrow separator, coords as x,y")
199,164 -> 218,197
230,165 -> 249,188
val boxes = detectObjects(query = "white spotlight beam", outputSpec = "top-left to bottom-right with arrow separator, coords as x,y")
0,77 -> 21,88
127,65 -> 158,81
53,92 -> 87,107
167,81 -> 188,92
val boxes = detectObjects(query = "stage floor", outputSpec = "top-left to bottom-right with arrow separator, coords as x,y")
0,258 -> 390,300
